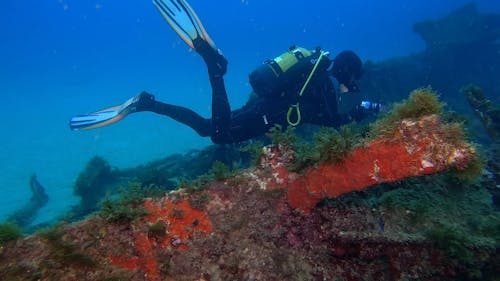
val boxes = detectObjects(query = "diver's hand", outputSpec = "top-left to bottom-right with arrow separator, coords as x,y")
360,101 -> 388,112
193,37 -> 228,77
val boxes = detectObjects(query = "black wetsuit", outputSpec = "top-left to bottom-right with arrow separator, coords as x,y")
141,41 -> 365,144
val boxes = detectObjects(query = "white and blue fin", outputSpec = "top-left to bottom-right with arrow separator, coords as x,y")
69,95 -> 139,131
152,0 -> 216,49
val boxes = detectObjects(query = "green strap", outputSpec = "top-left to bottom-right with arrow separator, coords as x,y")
287,51 -> 327,126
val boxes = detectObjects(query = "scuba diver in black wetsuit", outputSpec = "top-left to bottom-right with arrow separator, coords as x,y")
133,42 -> 369,144
69,0 -> 380,144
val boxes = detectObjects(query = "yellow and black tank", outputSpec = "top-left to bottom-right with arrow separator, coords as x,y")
249,45 -> 331,98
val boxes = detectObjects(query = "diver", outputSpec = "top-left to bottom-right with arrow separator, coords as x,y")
70,0 -> 380,144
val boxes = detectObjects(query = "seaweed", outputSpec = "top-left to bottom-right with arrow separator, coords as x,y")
313,125 -> 359,163
188,191 -> 212,210
463,84 -> 500,142
372,169 -> 500,280
226,174 -> 249,187
148,220 -> 167,239
371,87 -> 444,137
173,160 -> 234,194
38,226 -> 95,267
290,125 -> 361,171
240,141 -> 265,166
99,182 -> 164,223
0,263 -> 40,281
190,174 -> 212,192
210,160 -> 232,181
425,223 -> 474,264
137,167 -> 175,189
268,125 -> 298,149
451,149 -> 485,182
74,156 -> 118,213
0,222 -> 22,245
100,200 -> 148,224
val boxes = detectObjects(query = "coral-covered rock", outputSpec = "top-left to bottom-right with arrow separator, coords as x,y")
258,114 -> 476,213
1,93 -> 497,281
108,198 -> 213,281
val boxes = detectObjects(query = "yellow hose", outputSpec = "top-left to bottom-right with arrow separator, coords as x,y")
287,51 -> 327,126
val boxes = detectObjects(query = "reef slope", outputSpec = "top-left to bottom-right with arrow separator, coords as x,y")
1,90 -> 499,281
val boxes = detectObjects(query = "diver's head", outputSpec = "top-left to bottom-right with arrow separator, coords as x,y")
331,50 -> 362,93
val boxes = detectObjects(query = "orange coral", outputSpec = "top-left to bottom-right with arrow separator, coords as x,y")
285,115 -> 475,212
134,232 -> 160,281
109,255 -> 140,270
110,198 -> 212,280
143,199 -> 213,247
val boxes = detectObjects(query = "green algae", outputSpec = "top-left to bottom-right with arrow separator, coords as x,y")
290,125 -> 361,171
188,191 -> 212,210
263,88 -> 450,173
371,87 -> 445,138
463,84 -> 500,141
261,123 -> 363,172
99,182 -> 165,223
372,172 -> 500,279
148,220 -> 167,239
210,160 -> 232,181
240,141 -> 265,166
451,150 -> 485,182
0,222 -> 22,245
268,125 -> 298,148
74,156 -> 117,213
38,226 -> 95,267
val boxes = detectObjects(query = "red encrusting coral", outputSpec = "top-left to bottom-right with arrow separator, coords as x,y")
134,232 -> 160,281
104,114 -> 477,279
109,255 -> 141,270
283,115 -> 476,212
109,198 -> 213,280
143,199 -> 213,247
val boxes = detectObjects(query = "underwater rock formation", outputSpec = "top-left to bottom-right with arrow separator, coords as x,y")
464,84 -> 500,204
1,90 -> 498,281
65,1 -> 500,220
74,156 -> 117,211
413,3 -> 500,48
359,4 -> 500,117
464,84 -> 500,142
2,5 -> 499,279
6,174 -> 48,230
67,145 -> 247,222
283,114 -> 474,212
250,89 -> 476,213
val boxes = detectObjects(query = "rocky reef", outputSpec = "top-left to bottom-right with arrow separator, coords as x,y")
1,4 -> 500,280
358,3 -> 500,118
5,175 -> 48,232
1,89 -> 499,281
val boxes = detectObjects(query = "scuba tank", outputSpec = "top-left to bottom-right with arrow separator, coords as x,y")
249,45 -> 331,98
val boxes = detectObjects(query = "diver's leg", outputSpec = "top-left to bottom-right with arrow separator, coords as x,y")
208,76 -> 232,143
135,91 -> 211,137
193,38 -> 232,144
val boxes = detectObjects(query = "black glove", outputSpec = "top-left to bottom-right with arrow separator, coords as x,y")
350,101 -> 385,122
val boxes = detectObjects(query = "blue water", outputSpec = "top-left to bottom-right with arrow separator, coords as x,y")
1,0 -> 499,225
